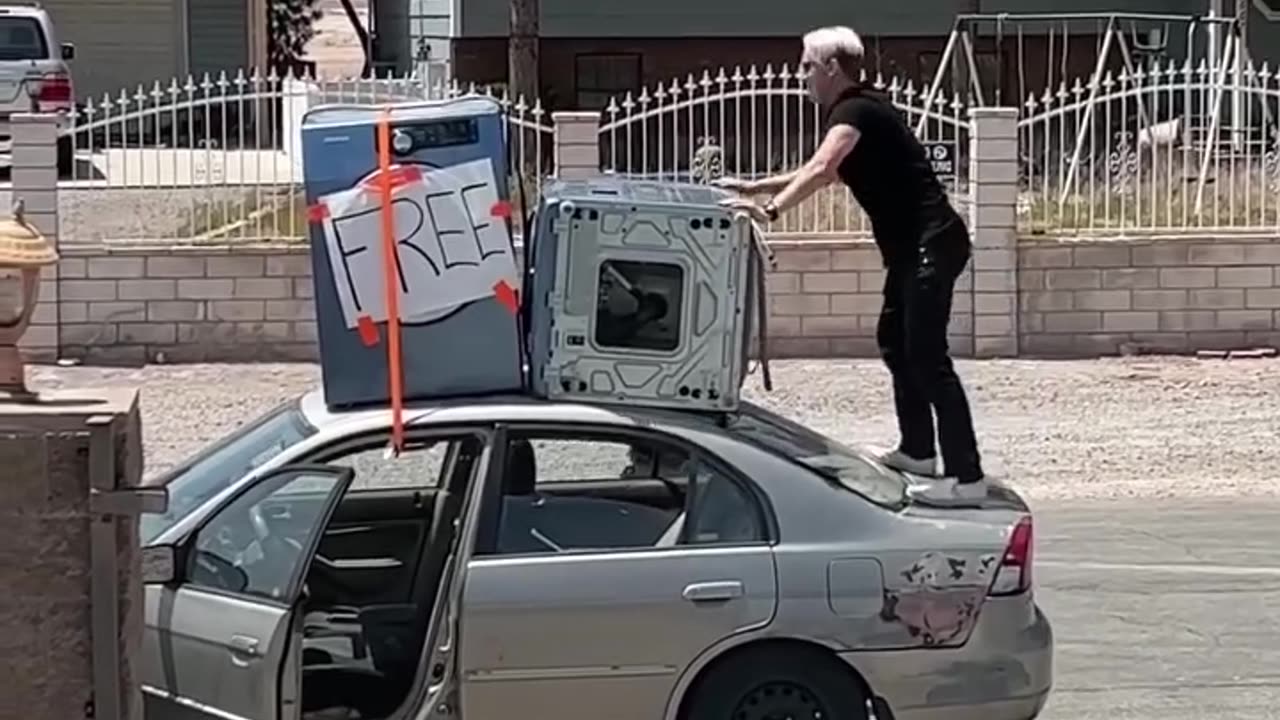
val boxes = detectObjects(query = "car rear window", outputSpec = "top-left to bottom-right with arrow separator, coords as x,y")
0,17 -> 49,61
726,402 -> 908,508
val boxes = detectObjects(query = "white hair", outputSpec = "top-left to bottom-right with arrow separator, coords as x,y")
802,26 -> 865,77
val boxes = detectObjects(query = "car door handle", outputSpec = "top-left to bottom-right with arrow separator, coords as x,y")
228,635 -> 260,656
682,581 -> 744,602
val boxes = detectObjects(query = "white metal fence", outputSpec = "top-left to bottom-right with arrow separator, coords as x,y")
597,65 -> 973,235
57,69 -> 553,244
54,59 -> 1280,243
1019,59 -> 1280,234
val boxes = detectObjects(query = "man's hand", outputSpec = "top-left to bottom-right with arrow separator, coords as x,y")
711,177 -> 758,194
719,196 -> 770,223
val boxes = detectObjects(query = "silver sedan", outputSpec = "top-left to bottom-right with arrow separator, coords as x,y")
138,389 -> 1052,720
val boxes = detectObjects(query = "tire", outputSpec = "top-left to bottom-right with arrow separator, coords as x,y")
56,136 -> 73,177
684,644 -> 870,720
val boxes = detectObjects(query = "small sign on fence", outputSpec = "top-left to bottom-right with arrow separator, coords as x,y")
922,142 -> 955,179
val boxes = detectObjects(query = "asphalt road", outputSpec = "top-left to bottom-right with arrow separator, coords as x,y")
1034,498 -> 1280,720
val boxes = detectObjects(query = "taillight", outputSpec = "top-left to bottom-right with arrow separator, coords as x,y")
34,73 -> 72,112
989,515 -> 1033,596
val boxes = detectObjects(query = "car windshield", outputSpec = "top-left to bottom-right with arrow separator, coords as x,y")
139,399 -> 317,544
726,402 -> 908,507
0,18 -> 49,61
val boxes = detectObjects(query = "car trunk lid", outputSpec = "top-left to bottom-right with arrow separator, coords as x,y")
0,65 -> 30,109
871,474 -> 1036,648
900,472 -> 1030,513
0,14 -> 63,117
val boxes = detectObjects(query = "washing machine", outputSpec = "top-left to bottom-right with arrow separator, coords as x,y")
301,96 -> 525,410
523,176 -> 770,412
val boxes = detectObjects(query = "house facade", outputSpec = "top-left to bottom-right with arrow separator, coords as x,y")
41,0 -> 266,104
372,0 -> 452,74
422,0 -> 1280,111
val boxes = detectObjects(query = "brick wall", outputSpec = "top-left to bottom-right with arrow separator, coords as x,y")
26,235 -> 1280,365
51,245 -> 317,364
1020,237 -> 1280,356
44,239 -> 952,365
764,242 -> 974,358
11,108 -> 1280,365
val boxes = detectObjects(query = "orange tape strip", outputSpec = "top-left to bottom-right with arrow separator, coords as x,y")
356,314 -> 379,347
361,165 -> 424,193
489,200 -> 512,219
306,203 -> 330,223
377,110 -> 405,454
492,279 -> 519,315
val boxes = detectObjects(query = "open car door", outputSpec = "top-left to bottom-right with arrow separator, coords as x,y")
142,465 -> 354,720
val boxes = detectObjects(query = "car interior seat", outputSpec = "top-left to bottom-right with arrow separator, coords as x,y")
499,437 -> 676,553
496,438 -> 550,553
504,438 -> 538,496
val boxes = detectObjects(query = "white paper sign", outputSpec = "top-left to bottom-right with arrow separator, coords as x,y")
314,158 -> 518,328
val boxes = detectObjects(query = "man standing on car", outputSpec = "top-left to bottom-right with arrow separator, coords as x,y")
715,25 -> 986,503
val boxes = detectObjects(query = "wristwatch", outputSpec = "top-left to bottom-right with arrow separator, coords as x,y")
763,200 -> 780,222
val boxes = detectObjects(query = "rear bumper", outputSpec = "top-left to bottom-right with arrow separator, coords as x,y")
841,596 -> 1053,720
0,112 -> 73,163
0,112 -> 73,133
875,692 -> 1050,720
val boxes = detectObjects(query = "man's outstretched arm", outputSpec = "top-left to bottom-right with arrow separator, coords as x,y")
766,124 -> 860,215
714,170 -> 800,196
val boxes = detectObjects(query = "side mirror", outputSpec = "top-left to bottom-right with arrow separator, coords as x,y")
142,544 -> 179,585
60,43 -> 74,60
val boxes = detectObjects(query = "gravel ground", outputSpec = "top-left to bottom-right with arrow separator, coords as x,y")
27,357 -> 1280,501
58,188 -> 276,243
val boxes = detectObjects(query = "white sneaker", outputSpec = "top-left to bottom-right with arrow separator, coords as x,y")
877,449 -> 939,477
908,478 -> 988,506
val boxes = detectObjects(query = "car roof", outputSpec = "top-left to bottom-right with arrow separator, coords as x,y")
0,5 -> 50,18
298,387 -> 740,438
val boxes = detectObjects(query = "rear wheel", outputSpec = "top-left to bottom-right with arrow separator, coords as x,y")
683,644 -> 869,720
56,136 -> 73,177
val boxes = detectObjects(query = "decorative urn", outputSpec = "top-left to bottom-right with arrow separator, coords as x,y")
0,199 -> 58,400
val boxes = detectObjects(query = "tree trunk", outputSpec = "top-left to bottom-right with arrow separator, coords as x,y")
508,0 -> 539,104
509,0 -> 539,181
338,0 -> 372,77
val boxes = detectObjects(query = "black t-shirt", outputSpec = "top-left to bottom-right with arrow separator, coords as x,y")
825,88 -> 964,267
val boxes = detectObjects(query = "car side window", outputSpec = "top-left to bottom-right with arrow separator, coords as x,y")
325,437 -> 450,491
187,469 -> 349,602
484,431 -> 763,556
528,438 -> 632,482
684,469 -> 762,546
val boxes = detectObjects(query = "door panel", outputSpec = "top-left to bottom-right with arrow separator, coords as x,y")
458,547 -> 777,720
312,489 -> 439,607
147,466 -> 354,720
157,589 -> 295,720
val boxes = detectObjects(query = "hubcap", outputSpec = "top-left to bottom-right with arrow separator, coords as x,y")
731,681 -> 827,720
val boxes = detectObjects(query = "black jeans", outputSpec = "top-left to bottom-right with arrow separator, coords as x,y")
876,228 -> 984,483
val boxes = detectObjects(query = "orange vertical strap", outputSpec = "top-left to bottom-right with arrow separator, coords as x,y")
377,109 -> 405,454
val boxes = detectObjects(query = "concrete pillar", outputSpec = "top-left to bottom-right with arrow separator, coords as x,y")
552,111 -> 601,180
0,388 -> 146,720
967,107 -> 1020,358
12,113 -> 61,362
